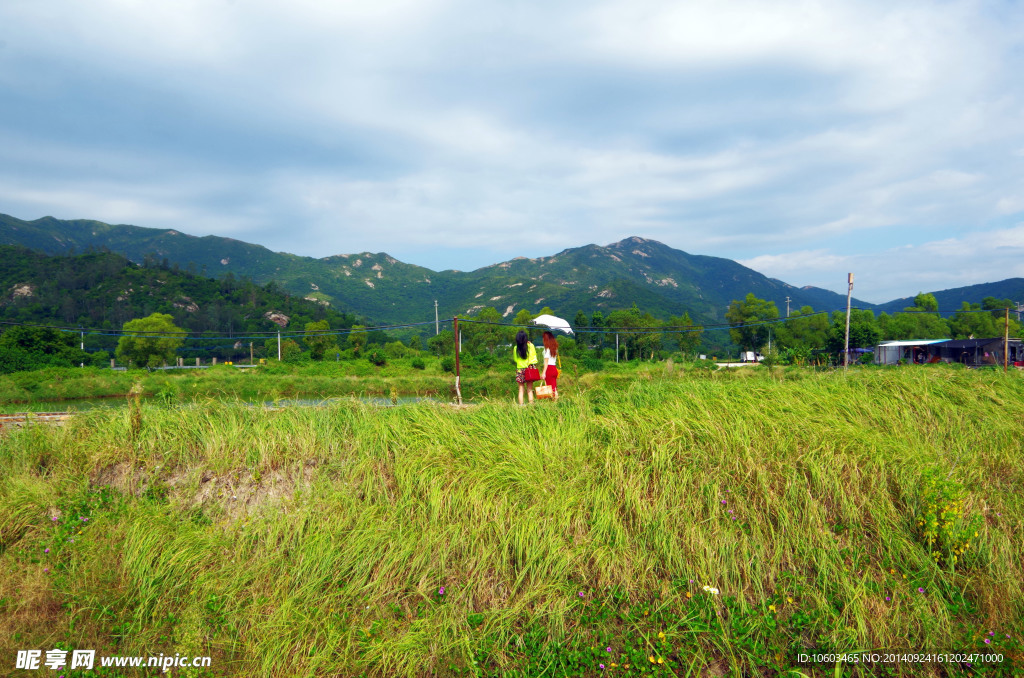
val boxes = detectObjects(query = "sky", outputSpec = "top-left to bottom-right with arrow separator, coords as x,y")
1,0 -> 1023,304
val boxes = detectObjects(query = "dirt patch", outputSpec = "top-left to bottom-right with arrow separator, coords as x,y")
90,459 -> 320,520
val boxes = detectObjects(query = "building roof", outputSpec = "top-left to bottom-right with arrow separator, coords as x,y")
934,338 -> 1022,349
876,339 -> 948,347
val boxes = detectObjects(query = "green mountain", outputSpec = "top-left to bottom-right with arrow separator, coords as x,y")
0,244 -> 358,350
875,279 -> 1024,314
0,214 -> 878,326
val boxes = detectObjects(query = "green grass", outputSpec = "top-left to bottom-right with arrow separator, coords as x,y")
1,368 -> 1022,677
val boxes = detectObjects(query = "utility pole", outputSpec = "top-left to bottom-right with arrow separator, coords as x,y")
250,342 -> 254,365
843,273 -> 854,371
277,330 -> 281,361
435,300 -> 439,335
1005,307 -> 1009,373
785,296 -> 791,318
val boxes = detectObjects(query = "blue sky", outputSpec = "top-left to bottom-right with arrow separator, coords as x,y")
1,0 -> 1023,303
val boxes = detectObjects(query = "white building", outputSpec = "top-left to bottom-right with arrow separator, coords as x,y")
874,339 -> 948,365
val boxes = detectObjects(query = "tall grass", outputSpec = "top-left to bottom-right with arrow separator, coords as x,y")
1,368 -> 1021,676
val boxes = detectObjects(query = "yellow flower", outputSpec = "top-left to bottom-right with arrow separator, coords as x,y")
658,658 -> 664,665
649,656 -> 655,664
658,632 -> 665,639
685,591 -> 692,599
786,597 -> 793,603
889,569 -> 895,574
768,605 -> 776,613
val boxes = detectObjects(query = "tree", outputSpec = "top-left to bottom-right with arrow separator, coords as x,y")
606,304 -> 661,360
726,294 -> 779,351
427,330 -> 455,357
347,325 -> 368,353
590,311 -> 606,355
513,308 -> 537,339
304,320 -> 338,361
878,310 -> 949,340
826,309 -> 882,355
116,313 -> 186,367
775,306 -> 829,350
0,326 -> 89,373
912,292 -> 939,312
666,312 -> 703,356
573,310 -> 589,347
461,307 -> 513,353
948,301 -> 1022,339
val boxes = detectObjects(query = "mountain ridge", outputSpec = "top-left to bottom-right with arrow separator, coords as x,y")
5,212 -> 1015,326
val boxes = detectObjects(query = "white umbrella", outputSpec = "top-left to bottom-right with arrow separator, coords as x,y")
531,314 -> 574,335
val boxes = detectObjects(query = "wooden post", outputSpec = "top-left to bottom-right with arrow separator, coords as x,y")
1005,307 -> 1010,373
843,273 -> 854,370
453,317 -> 462,405
250,342 -> 254,365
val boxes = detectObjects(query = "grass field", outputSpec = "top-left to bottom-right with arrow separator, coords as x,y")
1,367 -> 1022,676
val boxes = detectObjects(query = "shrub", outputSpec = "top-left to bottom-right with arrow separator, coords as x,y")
410,357 -> 426,370
440,356 -> 455,373
689,358 -> 718,371
581,357 -> 604,372
384,341 -> 407,359
366,350 -> 387,367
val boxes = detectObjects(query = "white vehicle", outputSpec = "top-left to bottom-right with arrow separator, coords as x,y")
740,351 -> 763,362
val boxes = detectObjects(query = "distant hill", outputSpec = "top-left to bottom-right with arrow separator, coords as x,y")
0,245 -> 357,344
875,279 -> 1024,314
1,214 -> 880,326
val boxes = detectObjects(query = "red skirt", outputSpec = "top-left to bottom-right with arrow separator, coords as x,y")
544,365 -> 558,388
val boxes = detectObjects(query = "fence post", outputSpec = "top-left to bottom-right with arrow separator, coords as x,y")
453,317 -> 462,405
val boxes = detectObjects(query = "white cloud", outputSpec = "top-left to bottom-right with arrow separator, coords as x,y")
743,224 -> 1024,303
0,0 -> 1022,298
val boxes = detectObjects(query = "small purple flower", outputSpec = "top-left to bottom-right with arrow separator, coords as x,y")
721,500 -> 726,504
727,510 -> 733,514
688,579 -> 693,583
578,591 -> 585,598
68,538 -> 74,543
917,587 -> 925,593
438,587 -> 445,595
606,647 -> 612,652
44,548 -> 49,554
599,664 -> 605,670
885,596 -> 891,601
984,638 -> 991,644
51,516 -> 58,522
43,568 -> 49,573
731,516 -> 737,521
989,631 -> 995,636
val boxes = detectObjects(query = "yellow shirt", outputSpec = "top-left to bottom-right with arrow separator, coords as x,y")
513,342 -> 538,369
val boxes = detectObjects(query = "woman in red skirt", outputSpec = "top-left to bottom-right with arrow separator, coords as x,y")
542,331 -> 559,400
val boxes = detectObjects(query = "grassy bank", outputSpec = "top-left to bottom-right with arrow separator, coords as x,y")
1,369 -> 1022,676
0,355 -> 692,409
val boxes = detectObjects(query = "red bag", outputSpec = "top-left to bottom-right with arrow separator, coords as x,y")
523,365 -> 541,382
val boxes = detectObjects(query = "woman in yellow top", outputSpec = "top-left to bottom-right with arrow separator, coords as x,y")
513,329 -> 539,405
